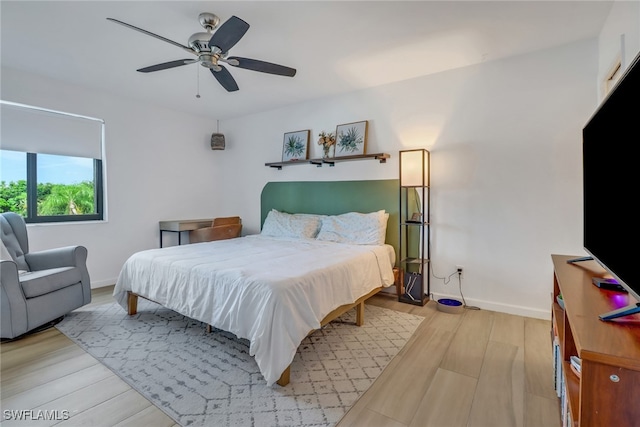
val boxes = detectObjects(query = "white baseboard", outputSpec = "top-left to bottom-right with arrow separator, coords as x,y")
91,278 -> 117,289
87,281 -> 550,320
431,292 -> 551,320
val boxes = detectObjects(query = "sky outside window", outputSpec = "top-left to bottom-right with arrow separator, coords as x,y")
0,150 -> 26,183
37,153 -> 94,184
1,150 -> 93,184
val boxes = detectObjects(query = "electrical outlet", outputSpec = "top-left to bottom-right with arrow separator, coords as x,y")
456,265 -> 464,277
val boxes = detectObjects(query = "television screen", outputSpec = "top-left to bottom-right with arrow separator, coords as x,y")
582,51 -> 640,320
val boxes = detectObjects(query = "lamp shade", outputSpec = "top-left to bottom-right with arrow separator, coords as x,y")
400,149 -> 429,187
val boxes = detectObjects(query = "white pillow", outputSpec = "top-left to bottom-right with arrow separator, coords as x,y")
261,210 -> 323,239
316,210 -> 388,245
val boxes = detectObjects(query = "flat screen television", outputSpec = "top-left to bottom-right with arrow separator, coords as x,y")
578,50 -> 640,320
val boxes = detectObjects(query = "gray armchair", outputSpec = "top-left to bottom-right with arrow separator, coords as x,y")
0,212 -> 91,339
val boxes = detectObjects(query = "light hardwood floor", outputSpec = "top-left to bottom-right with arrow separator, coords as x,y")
0,287 -> 560,426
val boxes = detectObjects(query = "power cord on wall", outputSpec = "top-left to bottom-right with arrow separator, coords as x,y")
430,263 -> 459,285
456,269 -> 480,310
431,264 -> 480,310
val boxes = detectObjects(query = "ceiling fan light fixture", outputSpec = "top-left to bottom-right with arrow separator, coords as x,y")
188,32 -> 212,52
197,54 -> 221,71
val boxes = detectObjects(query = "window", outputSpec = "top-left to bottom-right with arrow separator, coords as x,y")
0,150 -> 27,214
0,101 -> 105,223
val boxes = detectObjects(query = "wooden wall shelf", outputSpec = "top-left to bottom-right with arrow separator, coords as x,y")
265,153 -> 390,170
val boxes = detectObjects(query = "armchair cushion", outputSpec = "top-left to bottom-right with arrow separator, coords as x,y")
0,214 -> 29,271
1,239 -> 12,261
20,266 -> 82,298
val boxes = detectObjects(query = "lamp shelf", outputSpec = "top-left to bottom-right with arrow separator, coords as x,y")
401,221 -> 430,226
398,293 -> 429,306
398,148 -> 430,307
265,153 -> 390,169
401,257 -> 430,265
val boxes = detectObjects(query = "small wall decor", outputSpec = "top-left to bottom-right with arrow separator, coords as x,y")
281,130 -> 310,162
335,120 -> 367,157
317,131 -> 336,158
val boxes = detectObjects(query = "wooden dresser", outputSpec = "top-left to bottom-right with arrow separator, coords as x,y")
551,254 -> 640,426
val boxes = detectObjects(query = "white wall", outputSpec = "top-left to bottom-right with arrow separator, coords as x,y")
597,0 -> 640,99
220,40 -> 599,319
1,67 -> 225,286
0,38 -> 603,319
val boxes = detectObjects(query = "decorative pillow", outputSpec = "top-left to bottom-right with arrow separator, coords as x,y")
261,210 -> 323,239
316,210 -> 388,245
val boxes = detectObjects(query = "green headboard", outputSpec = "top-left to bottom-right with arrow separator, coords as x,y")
260,179 -> 399,261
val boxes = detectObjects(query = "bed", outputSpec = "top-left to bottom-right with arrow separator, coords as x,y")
113,179 -> 399,386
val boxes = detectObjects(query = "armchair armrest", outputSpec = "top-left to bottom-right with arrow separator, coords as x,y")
1,260 -> 24,298
1,260 -> 28,338
25,246 -> 88,272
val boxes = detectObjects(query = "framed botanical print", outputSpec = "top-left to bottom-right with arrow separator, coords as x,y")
335,120 -> 367,157
281,130 -> 310,162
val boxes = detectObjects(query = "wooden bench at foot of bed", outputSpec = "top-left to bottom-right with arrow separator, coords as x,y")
125,286 -> 383,386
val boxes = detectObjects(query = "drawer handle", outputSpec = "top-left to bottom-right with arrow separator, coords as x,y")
610,375 -> 620,383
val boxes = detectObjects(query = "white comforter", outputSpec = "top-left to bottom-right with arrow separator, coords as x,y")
113,235 -> 395,385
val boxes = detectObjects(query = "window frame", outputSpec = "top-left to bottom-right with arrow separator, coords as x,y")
22,152 -> 104,223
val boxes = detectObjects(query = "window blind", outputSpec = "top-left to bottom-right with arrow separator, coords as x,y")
0,101 -> 103,159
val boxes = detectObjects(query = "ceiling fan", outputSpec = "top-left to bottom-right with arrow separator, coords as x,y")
106,12 -> 297,92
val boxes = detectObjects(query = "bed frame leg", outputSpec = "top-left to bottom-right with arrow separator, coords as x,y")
127,292 -> 138,315
355,301 -> 365,326
276,366 -> 291,386
206,325 -> 212,333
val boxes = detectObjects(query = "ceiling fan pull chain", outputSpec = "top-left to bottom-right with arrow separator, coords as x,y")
196,65 -> 201,98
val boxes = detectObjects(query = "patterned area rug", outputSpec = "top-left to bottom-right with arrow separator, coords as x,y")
56,298 -> 423,427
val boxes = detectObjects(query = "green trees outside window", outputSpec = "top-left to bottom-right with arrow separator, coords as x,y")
0,180 -> 96,217
0,151 -> 103,223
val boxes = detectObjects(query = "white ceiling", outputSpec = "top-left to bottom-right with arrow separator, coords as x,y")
1,1 -> 613,120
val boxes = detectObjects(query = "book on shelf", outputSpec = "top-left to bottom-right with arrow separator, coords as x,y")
553,337 -> 563,396
569,355 -> 582,378
561,380 -> 568,427
570,363 -> 581,378
570,355 -> 581,372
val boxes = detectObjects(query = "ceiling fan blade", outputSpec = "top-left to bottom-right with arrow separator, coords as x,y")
208,16 -> 250,53
137,59 -> 196,73
210,66 -> 239,92
226,57 -> 296,77
107,18 -> 195,55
